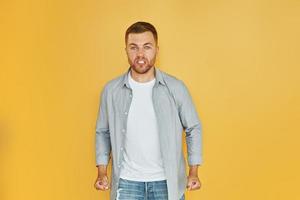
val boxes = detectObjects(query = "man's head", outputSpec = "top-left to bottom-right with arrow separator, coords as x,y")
125,21 -> 159,74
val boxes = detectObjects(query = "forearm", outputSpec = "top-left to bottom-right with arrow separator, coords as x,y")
186,123 -> 203,165
97,164 -> 108,177
95,129 -> 111,165
189,165 -> 199,176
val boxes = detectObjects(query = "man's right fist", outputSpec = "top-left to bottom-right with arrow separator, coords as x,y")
94,175 -> 110,190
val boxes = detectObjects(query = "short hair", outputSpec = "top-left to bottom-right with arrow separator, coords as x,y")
125,21 -> 158,45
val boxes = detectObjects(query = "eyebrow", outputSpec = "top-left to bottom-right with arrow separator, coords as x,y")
128,42 -> 154,46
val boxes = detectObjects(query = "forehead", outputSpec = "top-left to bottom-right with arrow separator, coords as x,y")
127,31 -> 156,45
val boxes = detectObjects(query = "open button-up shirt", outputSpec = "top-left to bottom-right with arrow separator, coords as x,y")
95,67 -> 203,200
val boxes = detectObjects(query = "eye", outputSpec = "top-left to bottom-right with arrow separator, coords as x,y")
129,46 -> 137,50
144,46 -> 151,50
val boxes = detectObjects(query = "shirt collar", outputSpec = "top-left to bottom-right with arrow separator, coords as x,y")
122,66 -> 166,89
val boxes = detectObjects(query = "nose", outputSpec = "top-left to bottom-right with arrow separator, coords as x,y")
137,48 -> 144,57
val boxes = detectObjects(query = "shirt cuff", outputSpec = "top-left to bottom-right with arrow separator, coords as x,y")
188,155 -> 203,166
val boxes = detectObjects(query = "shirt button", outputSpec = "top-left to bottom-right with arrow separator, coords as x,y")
129,94 -> 132,97
121,129 -> 126,133
118,164 -> 121,168
124,111 -> 128,115
121,147 -> 124,151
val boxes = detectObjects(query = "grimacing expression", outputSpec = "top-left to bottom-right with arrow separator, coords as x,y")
125,31 -> 159,74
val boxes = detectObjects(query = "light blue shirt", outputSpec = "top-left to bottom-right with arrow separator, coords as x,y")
95,67 -> 203,200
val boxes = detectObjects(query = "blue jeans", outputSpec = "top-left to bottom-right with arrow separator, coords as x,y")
116,178 -> 185,200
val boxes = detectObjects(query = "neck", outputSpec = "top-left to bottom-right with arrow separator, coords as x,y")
130,67 -> 155,83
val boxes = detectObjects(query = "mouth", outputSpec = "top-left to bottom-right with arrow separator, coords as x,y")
136,59 -> 146,65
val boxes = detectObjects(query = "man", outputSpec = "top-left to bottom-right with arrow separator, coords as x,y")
94,21 -> 203,200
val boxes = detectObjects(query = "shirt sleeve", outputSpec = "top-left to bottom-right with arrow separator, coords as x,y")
95,85 -> 111,166
178,80 -> 203,166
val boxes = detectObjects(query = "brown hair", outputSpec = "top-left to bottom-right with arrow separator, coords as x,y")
125,21 -> 158,45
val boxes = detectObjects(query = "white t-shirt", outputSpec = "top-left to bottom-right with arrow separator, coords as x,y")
119,71 -> 166,181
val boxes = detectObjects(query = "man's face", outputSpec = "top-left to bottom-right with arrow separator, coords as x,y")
125,31 -> 159,74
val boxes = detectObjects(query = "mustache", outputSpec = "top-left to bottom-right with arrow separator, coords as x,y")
135,57 -> 147,60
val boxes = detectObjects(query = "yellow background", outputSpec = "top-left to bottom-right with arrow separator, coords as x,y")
0,0 -> 299,199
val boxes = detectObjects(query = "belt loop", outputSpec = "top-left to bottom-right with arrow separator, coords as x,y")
145,181 -> 147,200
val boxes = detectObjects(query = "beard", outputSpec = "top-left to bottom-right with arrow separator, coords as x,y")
129,57 -> 155,74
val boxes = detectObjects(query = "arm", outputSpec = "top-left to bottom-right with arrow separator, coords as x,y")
177,80 -> 203,168
97,164 -> 108,177
95,85 -> 111,167
189,165 -> 199,176
95,164 -> 110,190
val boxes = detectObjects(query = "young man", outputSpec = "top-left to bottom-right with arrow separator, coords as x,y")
94,21 -> 203,200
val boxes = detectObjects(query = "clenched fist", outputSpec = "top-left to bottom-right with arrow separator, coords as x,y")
186,175 -> 201,191
94,174 -> 110,191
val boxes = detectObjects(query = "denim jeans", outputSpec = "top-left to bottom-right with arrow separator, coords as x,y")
116,178 -> 185,200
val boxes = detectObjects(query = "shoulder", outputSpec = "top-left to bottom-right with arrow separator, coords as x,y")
99,73 -> 126,99
159,69 -> 193,107
160,69 -> 188,93
102,73 -> 125,92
